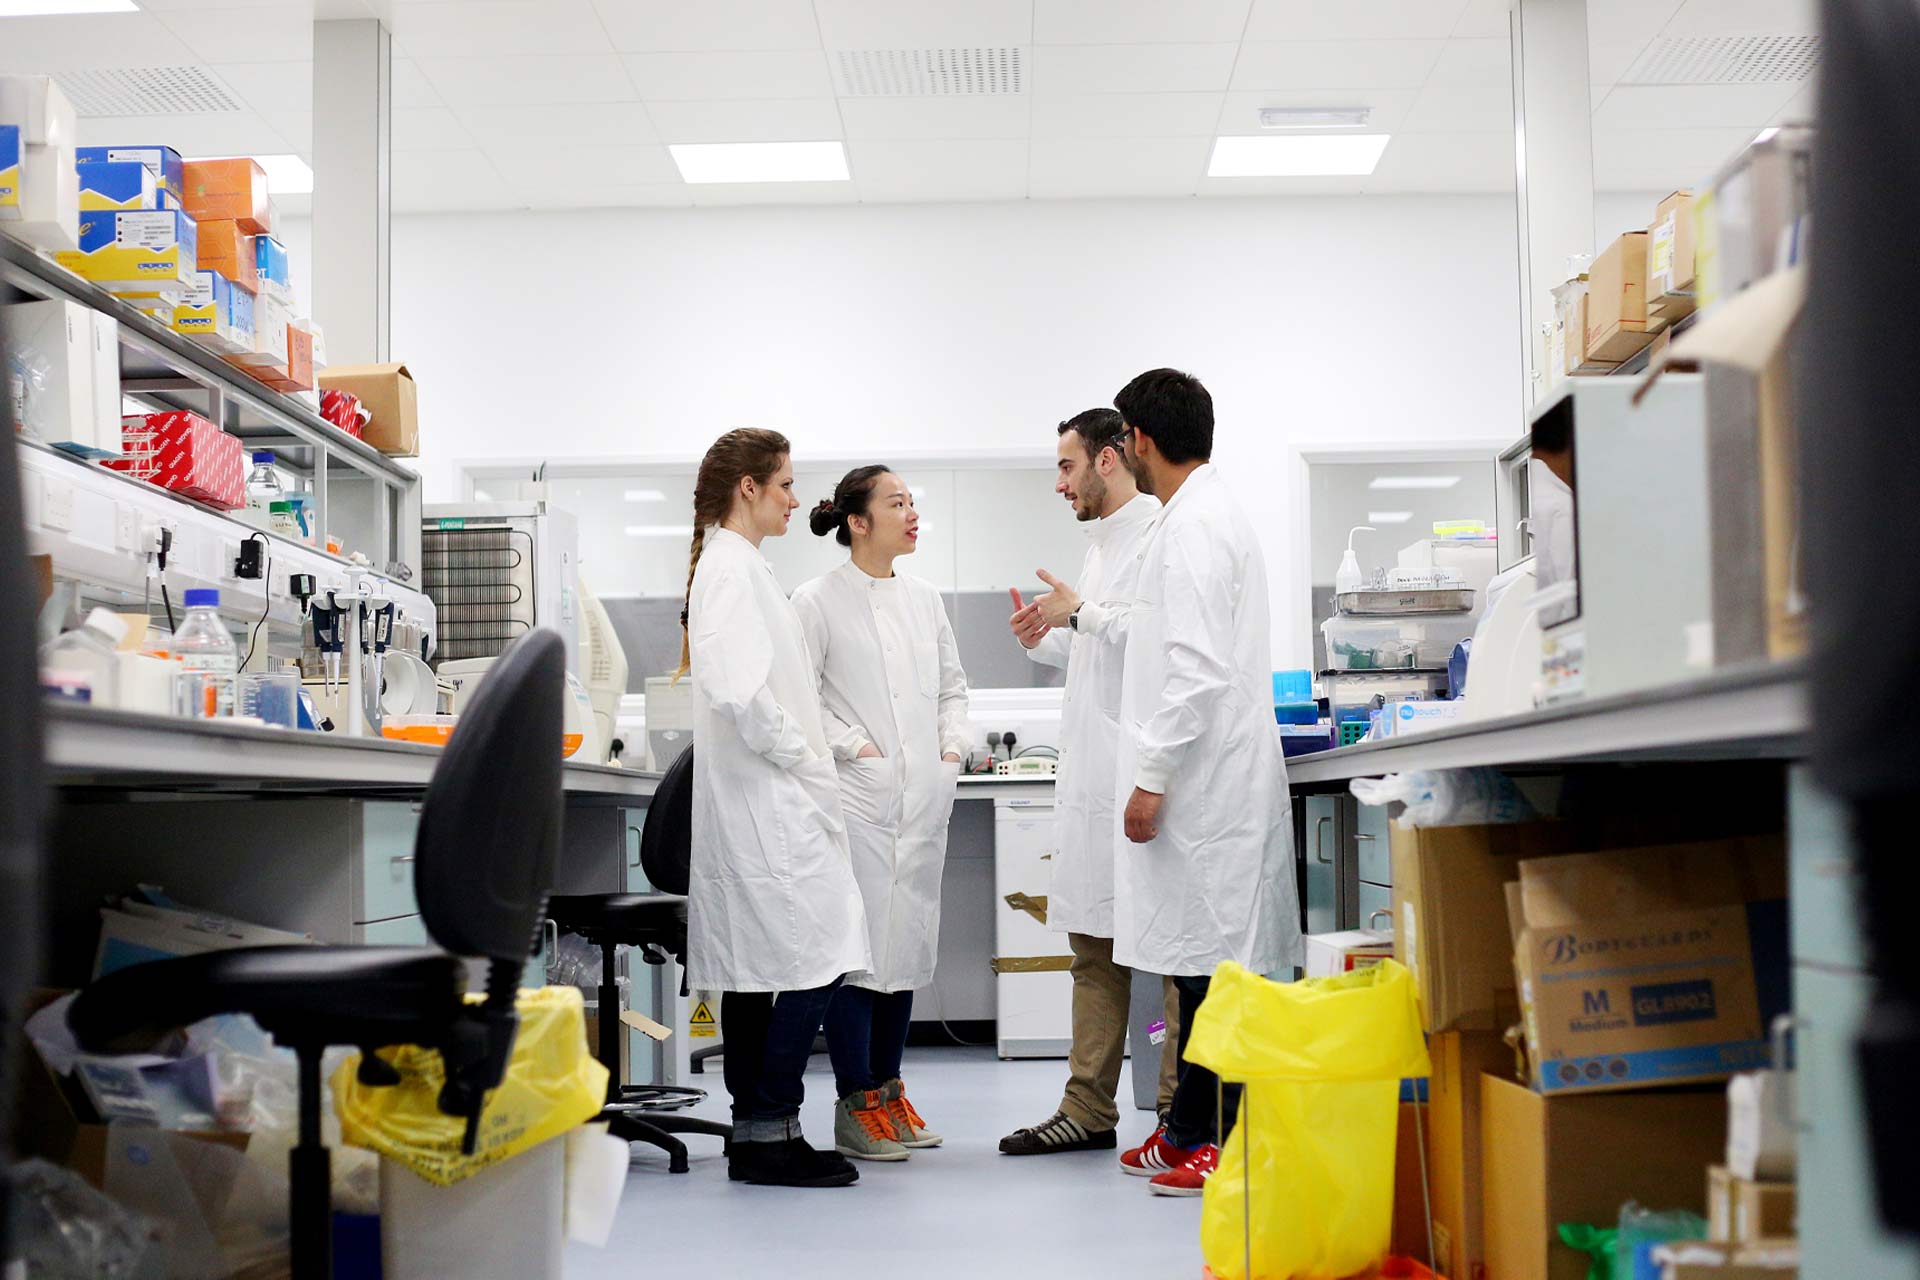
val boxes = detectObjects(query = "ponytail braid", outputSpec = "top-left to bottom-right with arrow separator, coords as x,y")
675,428 -> 792,681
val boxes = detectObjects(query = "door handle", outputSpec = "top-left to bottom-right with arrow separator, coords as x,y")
1368,909 -> 1393,931
1314,815 -> 1334,864
1354,832 -> 1376,841
390,855 -> 416,865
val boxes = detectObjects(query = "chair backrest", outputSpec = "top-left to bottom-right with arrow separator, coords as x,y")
415,629 -> 565,961
639,744 -> 694,895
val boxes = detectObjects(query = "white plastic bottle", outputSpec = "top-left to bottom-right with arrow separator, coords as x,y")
40,607 -> 128,707
1335,525 -> 1377,597
245,451 -> 284,526
174,589 -> 239,718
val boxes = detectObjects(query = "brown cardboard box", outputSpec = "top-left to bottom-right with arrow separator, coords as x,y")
1648,190 -> 1698,320
1655,1238 -> 1799,1278
1481,1073 -> 1726,1280
182,158 -> 271,235
1392,1101 -> 1432,1263
1389,821 -> 1575,1032
195,219 -> 258,294
320,363 -> 418,456
1518,837 -> 1787,927
1711,1171 -> 1796,1242
257,324 -> 314,393
1427,1031 -> 1513,1277
1567,291 -> 1626,376
1586,231 -> 1659,364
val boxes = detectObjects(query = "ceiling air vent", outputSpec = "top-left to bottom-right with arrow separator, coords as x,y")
1620,35 -> 1821,86
54,67 -> 244,117
834,47 -> 1024,96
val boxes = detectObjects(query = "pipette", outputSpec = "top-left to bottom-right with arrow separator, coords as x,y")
311,597 -> 344,698
368,596 -> 395,715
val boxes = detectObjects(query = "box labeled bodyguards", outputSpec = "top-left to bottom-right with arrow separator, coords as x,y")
1586,231 -> 1659,364
0,125 -> 19,216
75,160 -> 157,212
56,208 -> 198,290
170,270 -> 252,353
181,158 -> 270,234
319,363 -> 418,456
77,146 -> 183,201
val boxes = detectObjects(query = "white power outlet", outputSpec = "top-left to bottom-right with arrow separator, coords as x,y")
39,476 -> 74,532
113,504 -> 139,553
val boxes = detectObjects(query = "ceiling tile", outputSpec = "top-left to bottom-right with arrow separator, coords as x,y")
414,55 -> 637,106
392,59 -> 444,109
77,112 -> 295,158
688,180 -> 858,207
838,96 -> 1032,140
1246,0 -> 1471,41
1593,83 -> 1800,130
151,5 -> 313,63
1590,39 -> 1652,88
1663,0 -> 1818,36
1232,40 -> 1446,91
1198,173 -> 1370,196
389,1 -> 614,59
1033,0 -> 1253,46
1771,81 -> 1817,125
627,51 -> 834,101
210,61 -> 314,115
1404,80 -> 1512,132
1215,88 -> 1420,134
591,0 -> 822,53
1424,37 -> 1509,85
1028,135 -> 1209,198
392,149 -> 525,211
264,111 -> 313,154
1592,124 -> 1755,189
644,99 -> 845,144
393,107 -> 476,150
492,143 -> 681,187
457,102 -> 662,148
1030,43 -> 1239,94
520,182 -> 697,210
813,0 -> 1035,49
1032,91 -> 1223,138
0,14 -> 198,72
138,0 -> 310,9
1452,0 -> 1512,39
1366,130 -> 1513,191
849,138 -> 1029,201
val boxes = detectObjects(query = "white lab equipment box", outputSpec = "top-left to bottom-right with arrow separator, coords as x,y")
2,298 -> 98,454
88,310 -> 123,458
422,502 -> 580,678
993,796 -> 1070,1058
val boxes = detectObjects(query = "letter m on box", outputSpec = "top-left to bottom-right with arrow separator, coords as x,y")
1582,990 -> 1611,1016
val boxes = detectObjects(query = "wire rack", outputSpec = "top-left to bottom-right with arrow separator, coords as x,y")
422,526 -> 534,663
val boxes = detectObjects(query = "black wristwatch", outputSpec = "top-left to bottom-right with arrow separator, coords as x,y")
1068,605 -> 1083,632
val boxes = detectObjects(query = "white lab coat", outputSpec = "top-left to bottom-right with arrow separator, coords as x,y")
1114,465 -> 1301,978
1025,493 -> 1161,939
1529,458 -> 1576,590
792,564 -> 970,992
685,528 -> 871,994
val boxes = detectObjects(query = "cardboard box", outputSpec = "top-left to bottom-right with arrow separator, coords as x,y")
77,145 -> 184,201
1390,820 -> 1576,1032
56,208 -> 198,290
0,125 -> 19,217
1514,842 -> 1789,1096
254,233 -> 292,303
0,76 -> 78,147
1586,231 -> 1659,364
320,362 -> 419,456
181,157 -> 270,234
195,218 -> 259,294
108,411 -> 245,509
1392,1101 -> 1433,1264
1648,190 -> 1698,320
1482,1073 -> 1726,1280
255,322 -> 315,393
1304,928 -> 1395,978
1654,1238 -> 1799,1278
229,291 -> 291,369
1385,700 -> 1465,738
1427,1031 -> 1513,1278
1708,1166 -> 1796,1242
170,269 -> 253,354
6,142 -> 80,250
76,160 -> 157,212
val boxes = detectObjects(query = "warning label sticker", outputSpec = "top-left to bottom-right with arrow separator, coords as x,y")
689,1000 -> 718,1038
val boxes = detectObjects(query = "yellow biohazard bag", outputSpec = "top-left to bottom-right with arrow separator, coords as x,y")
331,985 -> 609,1186
1186,960 -> 1432,1280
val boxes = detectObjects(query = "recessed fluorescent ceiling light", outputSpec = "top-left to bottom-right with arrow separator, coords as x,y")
195,153 -> 313,194
0,0 -> 136,12
1369,475 -> 1461,491
625,525 -> 695,538
1259,106 -> 1370,129
623,488 -> 665,503
1752,126 -> 1781,146
1208,134 -> 1390,178
670,141 -> 849,185
1367,511 -> 1414,524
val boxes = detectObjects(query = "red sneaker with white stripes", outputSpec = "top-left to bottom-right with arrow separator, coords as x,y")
1148,1142 -> 1220,1197
1119,1124 -> 1198,1178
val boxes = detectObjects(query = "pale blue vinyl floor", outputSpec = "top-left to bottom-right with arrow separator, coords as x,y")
566,1046 -> 1204,1280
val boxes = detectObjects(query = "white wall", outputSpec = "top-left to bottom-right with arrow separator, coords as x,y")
295,193 -> 1527,667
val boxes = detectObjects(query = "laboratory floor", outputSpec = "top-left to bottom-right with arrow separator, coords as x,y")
566,1046 -> 1203,1279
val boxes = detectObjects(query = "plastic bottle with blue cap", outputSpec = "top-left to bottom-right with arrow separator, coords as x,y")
174,588 -> 238,717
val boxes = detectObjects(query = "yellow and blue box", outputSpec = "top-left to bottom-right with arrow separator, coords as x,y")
254,234 -> 292,303
0,125 -> 19,217
77,160 -> 158,212
171,269 -> 254,354
77,146 -> 183,203
56,208 -> 199,291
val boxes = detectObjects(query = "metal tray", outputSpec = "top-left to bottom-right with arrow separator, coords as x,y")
1335,588 -> 1476,616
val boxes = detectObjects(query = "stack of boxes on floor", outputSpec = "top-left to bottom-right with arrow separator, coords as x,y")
1385,788 -> 1797,1279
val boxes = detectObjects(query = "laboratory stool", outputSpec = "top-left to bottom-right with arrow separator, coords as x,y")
67,629 -> 569,1280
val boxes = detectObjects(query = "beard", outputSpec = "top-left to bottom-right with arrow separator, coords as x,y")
1075,471 -> 1107,522
1127,453 -> 1155,496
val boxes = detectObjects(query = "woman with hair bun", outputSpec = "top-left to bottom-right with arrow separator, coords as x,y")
681,429 -> 871,1189
792,466 -> 972,1165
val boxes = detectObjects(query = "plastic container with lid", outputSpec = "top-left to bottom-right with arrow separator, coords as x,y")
245,451 -> 283,523
268,499 -> 300,538
174,589 -> 238,718
41,608 -> 128,707
1322,615 -> 1475,671
382,713 -> 459,746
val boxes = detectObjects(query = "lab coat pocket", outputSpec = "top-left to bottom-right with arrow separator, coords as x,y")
837,755 -> 896,828
914,640 -> 940,699
791,756 -> 848,835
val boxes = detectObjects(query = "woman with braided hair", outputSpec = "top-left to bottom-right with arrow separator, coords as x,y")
681,428 -> 871,1189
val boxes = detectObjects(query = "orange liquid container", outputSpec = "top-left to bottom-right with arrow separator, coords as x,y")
382,714 -> 458,746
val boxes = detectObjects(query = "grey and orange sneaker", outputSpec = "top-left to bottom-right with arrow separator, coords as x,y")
834,1089 -> 910,1162
882,1078 -> 943,1149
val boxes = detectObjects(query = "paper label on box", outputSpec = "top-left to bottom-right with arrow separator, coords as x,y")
1401,902 -> 1418,976
114,211 -> 179,250
1651,214 -> 1678,291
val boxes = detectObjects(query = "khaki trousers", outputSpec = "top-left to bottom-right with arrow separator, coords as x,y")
1057,932 -> 1183,1133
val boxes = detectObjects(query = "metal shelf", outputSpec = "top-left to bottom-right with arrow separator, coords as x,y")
1286,660 -> 1806,791
1,236 -> 421,571
43,703 -> 660,803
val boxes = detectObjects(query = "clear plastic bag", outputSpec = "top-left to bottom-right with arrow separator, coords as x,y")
1350,768 -> 1539,827
1616,1202 -> 1709,1280
5,1158 -> 156,1280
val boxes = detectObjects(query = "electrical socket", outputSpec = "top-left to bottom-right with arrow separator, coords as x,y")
113,504 -> 139,553
38,476 -> 73,532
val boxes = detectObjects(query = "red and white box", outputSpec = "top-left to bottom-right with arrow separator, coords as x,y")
320,388 -> 367,438
1303,928 -> 1396,979
107,411 -> 245,510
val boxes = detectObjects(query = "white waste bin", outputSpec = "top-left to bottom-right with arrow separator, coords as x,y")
381,1137 -> 565,1280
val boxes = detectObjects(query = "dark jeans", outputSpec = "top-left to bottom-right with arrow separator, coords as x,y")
720,980 -> 841,1127
823,986 -> 914,1098
1163,974 -> 1241,1150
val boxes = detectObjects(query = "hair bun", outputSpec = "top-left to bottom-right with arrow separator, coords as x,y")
807,498 -> 841,538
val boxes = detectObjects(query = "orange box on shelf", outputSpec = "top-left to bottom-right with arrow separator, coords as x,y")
195,218 -> 258,294
181,158 -> 270,235
255,323 -> 315,393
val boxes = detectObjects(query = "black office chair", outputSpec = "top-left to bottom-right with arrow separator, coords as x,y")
68,629 -> 568,1280
546,743 -> 732,1173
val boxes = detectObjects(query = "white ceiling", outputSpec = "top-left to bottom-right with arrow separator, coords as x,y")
1,0 -> 1817,212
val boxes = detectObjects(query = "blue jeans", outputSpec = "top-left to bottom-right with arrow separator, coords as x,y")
824,986 -> 914,1098
721,979 -> 841,1130
1164,974 -> 1241,1150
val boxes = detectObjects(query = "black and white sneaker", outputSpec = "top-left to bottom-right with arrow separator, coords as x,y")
999,1112 -> 1119,1156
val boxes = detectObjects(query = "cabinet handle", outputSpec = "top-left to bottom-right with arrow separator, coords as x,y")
1368,909 -> 1393,930
1354,833 -> 1376,841
1314,815 -> 1334,864
391,855 -> 416,865
628,827 -> 643,868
